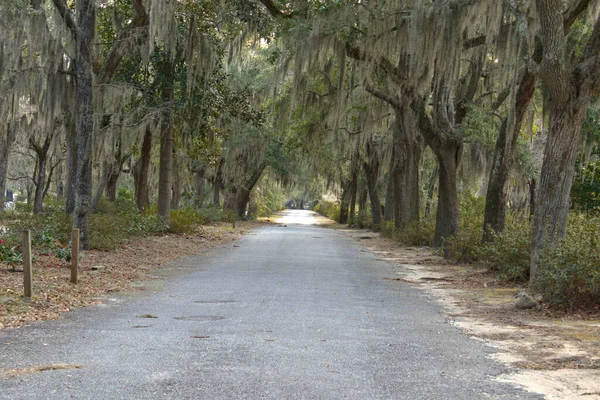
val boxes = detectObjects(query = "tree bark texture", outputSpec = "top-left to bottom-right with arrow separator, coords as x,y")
530,0 -> 600,284
363,140 -> 383,231
483,57 -> 538,242
133,125 -> 152,210
193,165 -> 206,208
348,169 -> 358,226
213,159 -> 224,206
170,154 -> 181,210
392,107 -> 423,230
157,58 -> 174,224
0,123 -> 16,211
73,0 -> 95,249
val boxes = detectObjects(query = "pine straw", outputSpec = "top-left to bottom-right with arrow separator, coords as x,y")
0,223 -> 255,329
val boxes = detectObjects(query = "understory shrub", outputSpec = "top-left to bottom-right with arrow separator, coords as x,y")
533,214 -> 600,308
314,200 -> 340,222
445,194 -> 485,263
476,216 -> 531,283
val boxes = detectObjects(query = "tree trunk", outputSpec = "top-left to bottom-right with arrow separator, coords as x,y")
432,144 -> 461,254
157,58 -> 174,223
91,161 -> 111,211
528,178 -> 536,220
106,169 -> 119,202
73,0 -> 96,249
530,105 -> 587,283
193,166 -> 206,208
358,185 -> 368,212
363,141 -> 383,232
65,106 -> 77,214
339,178 -> 352,224
383,146 -> 395,222
348,170 -> 358,226
0,124 -> 16,211
134,125 -> 152,211
393,109 -> 423,230
33,152 -> 48,214
235,163 -> 266,218
529,0 -> 600,285
170,154 -> 181,210
213,159 -> 224,206
483,68 -> 537,242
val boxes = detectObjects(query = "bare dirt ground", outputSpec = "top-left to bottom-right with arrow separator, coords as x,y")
338,228 -> 600,400
0,222 -> 258,330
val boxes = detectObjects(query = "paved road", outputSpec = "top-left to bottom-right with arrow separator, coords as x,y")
0,210 -> 540,399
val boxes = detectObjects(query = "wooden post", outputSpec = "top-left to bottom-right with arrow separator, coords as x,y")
22,230 -> 32,298
70,229 -> 79,284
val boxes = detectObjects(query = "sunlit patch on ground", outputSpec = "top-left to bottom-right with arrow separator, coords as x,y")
267,209 -> 335,226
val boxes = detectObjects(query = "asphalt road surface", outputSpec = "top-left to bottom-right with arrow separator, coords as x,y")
0,210 -> 540,399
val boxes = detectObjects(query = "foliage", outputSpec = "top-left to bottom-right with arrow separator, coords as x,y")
445,194 -> 485,263
460,105 -> 499,150
169,206 -> 222,233
253,184 -> 284,217
477,217 -> 532,283
571,159 -> 600,213
313,200 -> 340,222
533,214 -> 600,308
0,239 -> 22,265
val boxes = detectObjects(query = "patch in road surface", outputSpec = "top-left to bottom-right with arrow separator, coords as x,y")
173,315 -> 224,321
194,300 -> 237,304
1,364 -> 82,379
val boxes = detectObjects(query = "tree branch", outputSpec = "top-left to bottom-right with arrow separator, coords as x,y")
258,0 -> 295,19
364,84 -> 400,109
564,0 -> 592,34
50,0 -> 78,41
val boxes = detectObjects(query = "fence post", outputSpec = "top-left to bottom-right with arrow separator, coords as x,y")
22,230 -> 32,298
71,229 -> 79,284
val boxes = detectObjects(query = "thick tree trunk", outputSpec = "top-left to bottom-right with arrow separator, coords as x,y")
528,178 -> 536,220
157,58 -> 174,223
213,159 -> 224,206
105,169 -> 119,202
33,153 -> 48,214
483,69 -> 537,242
363,142 -> 383,232
235,163 -> 266,218
73,0 -> 96,249
193,166 -> 206,208
339,179 -> 352,224
392,110 -> 423,230
0,124 -> 16,211
432,145 -> 461,254
170,155 -> 180,210
91,161 -> 111,211
529,0 -> 600,285
134,125 -> 152,211
348,170 -> 358,226
530,105 -> 587,283
383,146 -> 395,222
358,185 -> 368,212
65,108 -> 77,214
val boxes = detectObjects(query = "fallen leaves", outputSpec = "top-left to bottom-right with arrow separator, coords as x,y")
0,364 -> 82,379
0,223 -> 254,330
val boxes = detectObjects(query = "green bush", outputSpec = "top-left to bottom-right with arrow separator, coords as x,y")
392,218 -> 435,247
169,209 -> 200,234
477,216 -> 531,282
354,209 -> 371,229
445,194 -> 485,263
533,214 -> 600,308
314,200 -> 340,222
